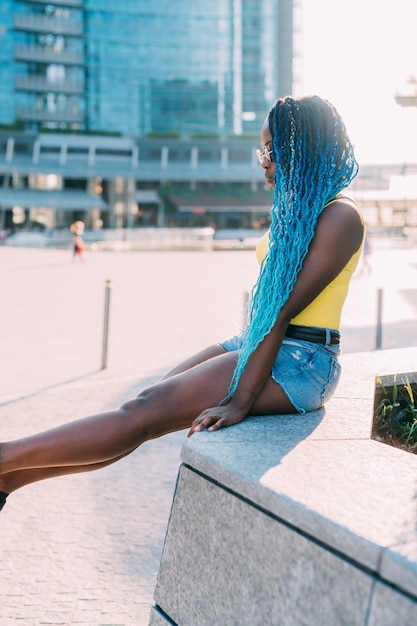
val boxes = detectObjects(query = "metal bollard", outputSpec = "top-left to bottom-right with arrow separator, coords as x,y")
375,288 -> 383,350
243,290 -> 250,328
101,279 -> 112,369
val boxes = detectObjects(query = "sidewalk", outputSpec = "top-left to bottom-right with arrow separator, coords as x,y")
0,241 -> 416,625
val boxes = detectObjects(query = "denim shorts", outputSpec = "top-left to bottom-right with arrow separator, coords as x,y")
219,333 -> 341,413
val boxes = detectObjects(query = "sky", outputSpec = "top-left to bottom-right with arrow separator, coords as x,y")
302,0 -> 417,164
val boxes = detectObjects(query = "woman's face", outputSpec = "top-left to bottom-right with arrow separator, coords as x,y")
259,123 -> 275,188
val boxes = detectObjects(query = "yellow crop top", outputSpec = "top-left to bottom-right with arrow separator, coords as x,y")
255,198 -> 364,331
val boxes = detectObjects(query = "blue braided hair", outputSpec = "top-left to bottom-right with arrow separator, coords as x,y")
226,95 -> 358,400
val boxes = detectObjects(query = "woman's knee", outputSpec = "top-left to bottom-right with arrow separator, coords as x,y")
119,383 -> 172,439
120,379 -> 192,440
121,381 -> 160,409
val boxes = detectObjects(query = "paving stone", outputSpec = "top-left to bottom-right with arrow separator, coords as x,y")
1,242 -> 416,625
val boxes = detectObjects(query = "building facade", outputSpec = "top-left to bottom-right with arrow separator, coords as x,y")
0,0 -> 295,138
0,1 -> 413,238
0,0 -> 300,232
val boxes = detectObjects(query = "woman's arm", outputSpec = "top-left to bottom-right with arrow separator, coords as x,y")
189,199 -> 364,434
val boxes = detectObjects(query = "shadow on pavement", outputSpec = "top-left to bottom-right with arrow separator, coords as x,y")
0,369 -> 102,408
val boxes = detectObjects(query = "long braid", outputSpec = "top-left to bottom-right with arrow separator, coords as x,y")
225,96 -> 358,400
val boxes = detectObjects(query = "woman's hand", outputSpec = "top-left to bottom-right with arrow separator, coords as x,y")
188,401 -> 247,437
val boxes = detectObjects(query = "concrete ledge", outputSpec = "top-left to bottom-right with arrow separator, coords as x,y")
150,347 -> 417,626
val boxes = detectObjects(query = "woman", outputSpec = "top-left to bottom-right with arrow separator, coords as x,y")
0,96 -> 364,512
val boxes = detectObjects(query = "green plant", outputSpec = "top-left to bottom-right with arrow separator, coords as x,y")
189,132 -> 219,140
373,375 -> 417,453
0,119 -> 25,131
147,130 -> 181,139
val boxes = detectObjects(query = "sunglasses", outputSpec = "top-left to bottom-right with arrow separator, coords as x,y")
256,145 -> 273,164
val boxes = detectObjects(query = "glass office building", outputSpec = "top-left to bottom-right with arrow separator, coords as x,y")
0,0 -> 294,137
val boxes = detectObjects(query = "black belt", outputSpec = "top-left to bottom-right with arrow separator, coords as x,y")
285,324 -> 340,346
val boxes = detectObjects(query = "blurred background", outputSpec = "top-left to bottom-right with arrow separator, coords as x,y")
1,6 -> 416,623
0,0 -> 416,245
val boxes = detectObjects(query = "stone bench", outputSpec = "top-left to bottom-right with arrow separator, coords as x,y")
149,347 -> 417,626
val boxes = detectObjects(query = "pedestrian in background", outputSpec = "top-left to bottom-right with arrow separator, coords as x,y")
70,220 -> 85,262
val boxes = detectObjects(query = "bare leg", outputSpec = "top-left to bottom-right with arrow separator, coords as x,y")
0,450 -> 135,494
0,347 -> 224,495
0,349 -> 294,492
162,344 -> 226,378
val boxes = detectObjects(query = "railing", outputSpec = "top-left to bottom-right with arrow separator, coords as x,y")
15,75 -> 84,94
23,0 -> 82,6
14,14 -> 83,36
16,105 -> 84,123
14,44 -> 84,65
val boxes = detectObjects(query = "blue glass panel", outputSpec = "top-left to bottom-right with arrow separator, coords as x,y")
3,0 -> 289,134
